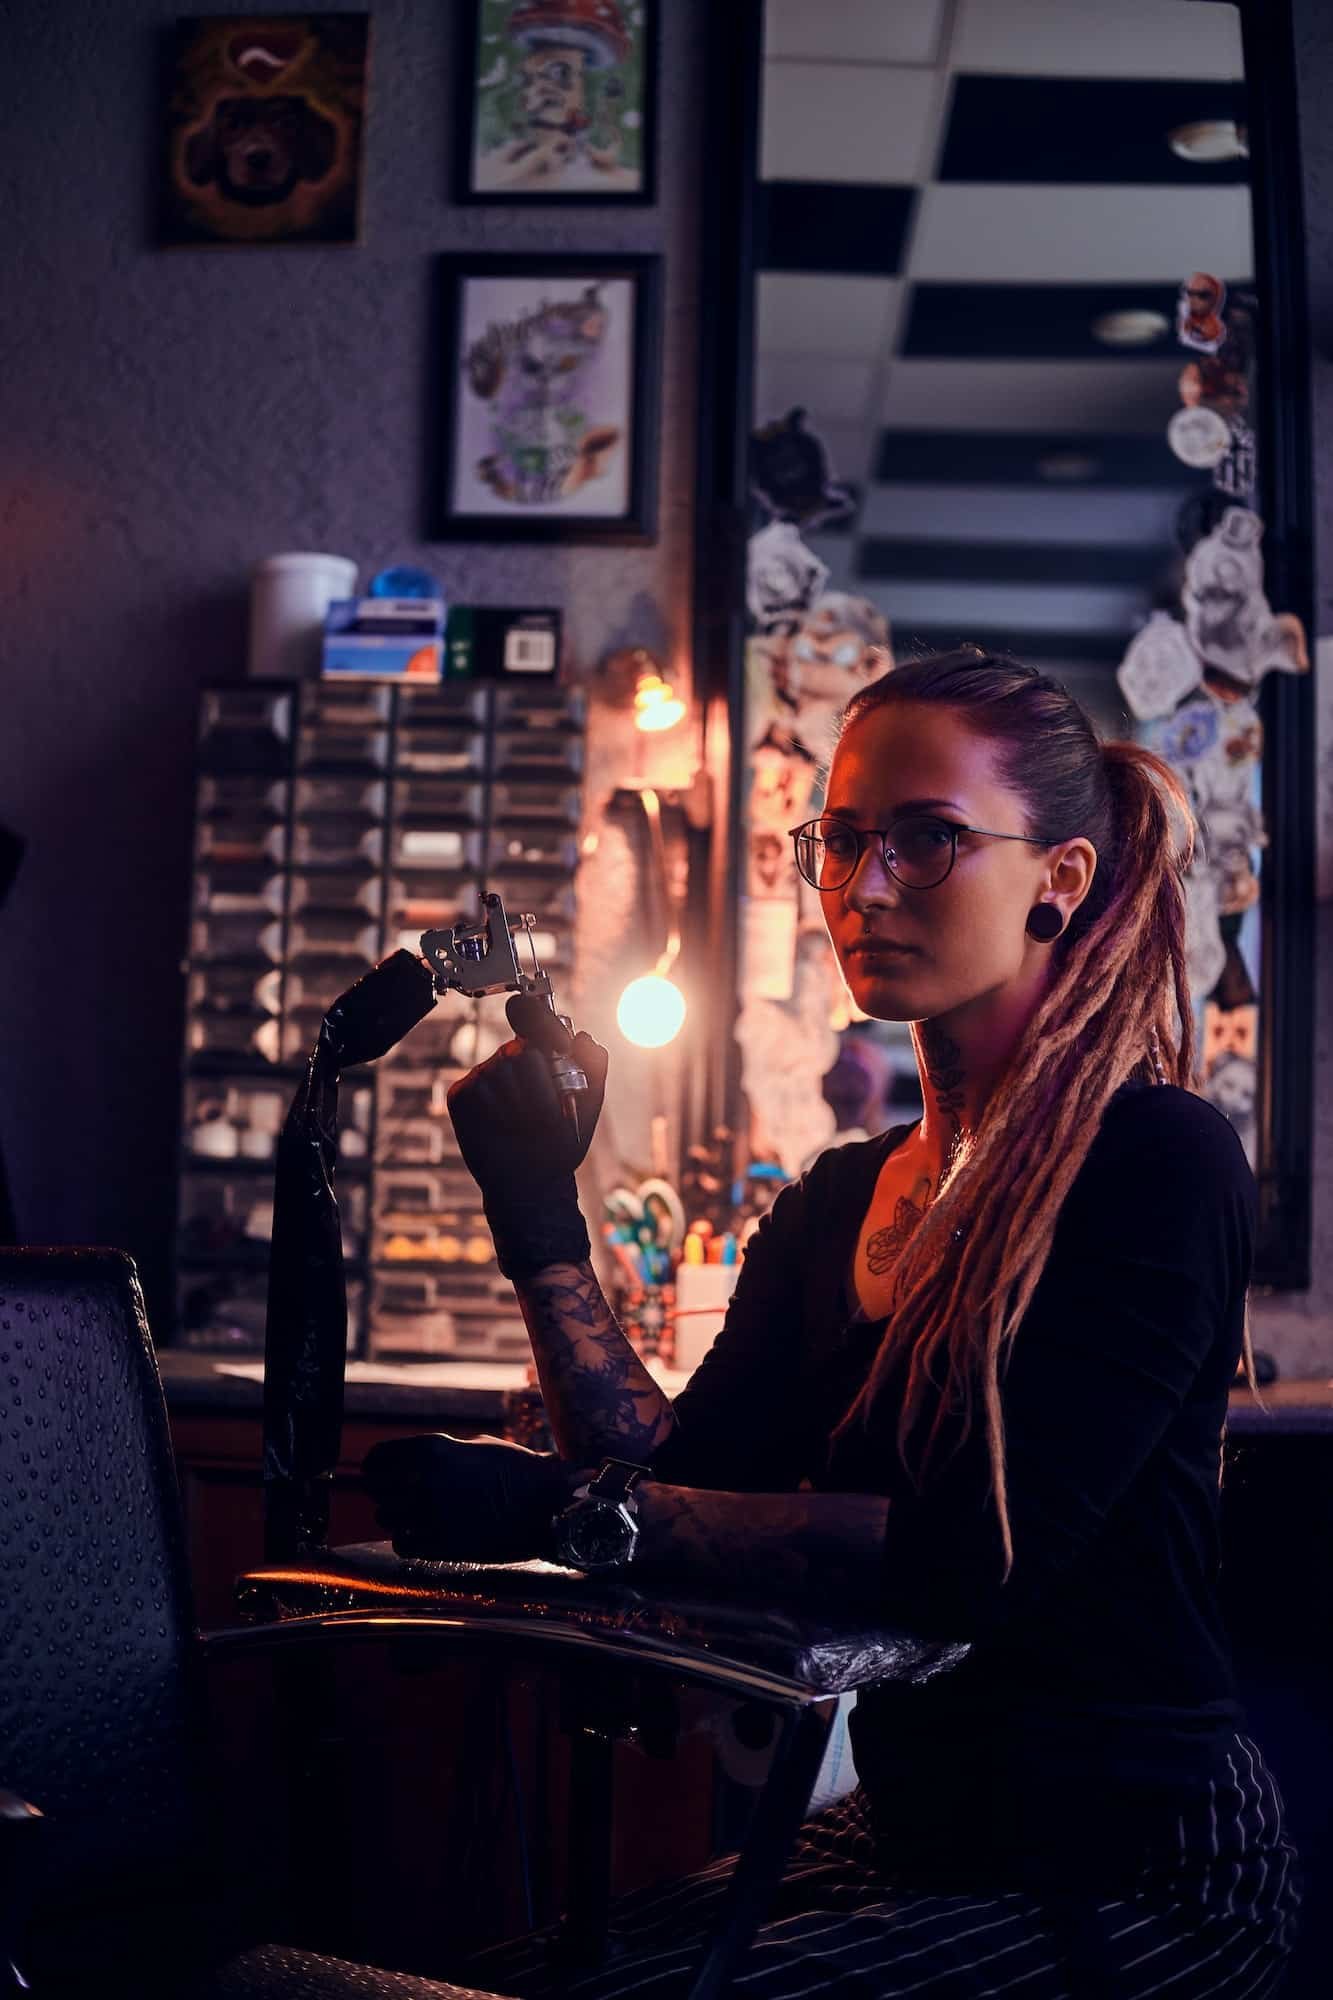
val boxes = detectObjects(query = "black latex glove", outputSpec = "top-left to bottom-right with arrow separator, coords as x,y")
446,994 -> 608,1281
361,1432 -> 582,1563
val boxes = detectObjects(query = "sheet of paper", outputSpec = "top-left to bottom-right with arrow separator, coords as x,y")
213,1358 -> 692,1393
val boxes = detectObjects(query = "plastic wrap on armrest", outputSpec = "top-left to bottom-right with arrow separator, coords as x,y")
232,1544 -> 969,1696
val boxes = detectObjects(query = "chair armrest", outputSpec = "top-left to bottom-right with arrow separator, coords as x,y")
225,1543 -> 969,1700
0,1791 -> 43,1994
0,1792 -> 42,1825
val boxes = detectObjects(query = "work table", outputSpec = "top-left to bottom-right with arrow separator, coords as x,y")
157,1348 -> 1333,1433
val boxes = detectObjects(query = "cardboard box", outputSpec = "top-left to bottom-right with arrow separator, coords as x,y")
321,597 -> 445,684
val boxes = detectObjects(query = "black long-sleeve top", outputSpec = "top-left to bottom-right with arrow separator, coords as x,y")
650,1078 -> 1258,1887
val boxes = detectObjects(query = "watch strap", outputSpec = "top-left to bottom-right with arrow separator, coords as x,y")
588,1458 -> 649,1504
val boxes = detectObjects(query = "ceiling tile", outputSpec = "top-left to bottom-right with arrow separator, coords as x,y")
900,283 -> 1231,362
868,429 -> 1208,488
784,421 -> 875,490
857,481 -> 1189,545
940,74 -> 1248,184
761,62 -> 940,184
910,183 -> 1254,284
877,358 -> 1185,432
753,352 -> 878,428
857,537 -> 1168,587
859,578 -> 1153,633
757,183 -> 915,275
879,621 -> 1139,672
764,0 -> 946,65
950,0 -> 1245,80
757,275 -> 902,359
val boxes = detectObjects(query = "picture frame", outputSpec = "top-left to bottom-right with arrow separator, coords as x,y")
160,13 -> 370,247
456,0 -> 657,206
433,253 -> 661,544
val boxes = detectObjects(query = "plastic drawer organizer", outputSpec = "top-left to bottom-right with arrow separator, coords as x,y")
176,678 -> 586,1361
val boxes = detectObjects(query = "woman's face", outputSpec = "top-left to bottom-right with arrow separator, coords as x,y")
820,702 -> 1090,1025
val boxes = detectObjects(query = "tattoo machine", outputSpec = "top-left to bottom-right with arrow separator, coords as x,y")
419,890 -> 589,1145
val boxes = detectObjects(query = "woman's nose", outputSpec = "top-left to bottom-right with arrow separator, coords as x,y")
844,841 -> 901,910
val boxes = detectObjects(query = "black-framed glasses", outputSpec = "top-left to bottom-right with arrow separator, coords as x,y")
788,814 -> 1048,892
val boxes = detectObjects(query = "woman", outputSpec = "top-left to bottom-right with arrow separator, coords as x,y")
365,650 -> 1300,1996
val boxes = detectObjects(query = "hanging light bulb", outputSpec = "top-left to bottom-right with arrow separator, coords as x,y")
612,785 -> 687,1047
634,668 -> 686,732
617,973 -> 687,1048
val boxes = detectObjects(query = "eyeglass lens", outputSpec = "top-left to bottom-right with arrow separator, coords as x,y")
793,816 -> 956,890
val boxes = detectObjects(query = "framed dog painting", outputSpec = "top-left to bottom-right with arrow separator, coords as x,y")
457,0 -> 657,204
434,254 -> 661,543
161,14 -> 370,245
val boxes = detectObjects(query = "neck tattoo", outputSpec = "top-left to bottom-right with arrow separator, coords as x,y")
920,1022 -> 967,1168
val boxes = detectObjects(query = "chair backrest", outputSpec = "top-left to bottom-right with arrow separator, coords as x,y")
0,1249 -> 203,1903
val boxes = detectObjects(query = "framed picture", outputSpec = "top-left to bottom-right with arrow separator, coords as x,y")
434,254 -> 661,544
457,0 -> 657,205
161,13 -> 370,246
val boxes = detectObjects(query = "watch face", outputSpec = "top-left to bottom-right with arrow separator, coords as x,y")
567,1501 -> 634,1568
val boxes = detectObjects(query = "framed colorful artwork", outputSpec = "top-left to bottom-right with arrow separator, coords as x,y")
161,13 -> 370,245
457,0 -> 657,204
433,254 -> 661,544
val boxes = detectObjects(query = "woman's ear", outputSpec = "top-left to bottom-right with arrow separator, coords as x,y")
1048,837 -> 1098,915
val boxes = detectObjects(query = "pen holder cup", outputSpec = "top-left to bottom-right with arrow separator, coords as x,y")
671,1262 -> 741,1374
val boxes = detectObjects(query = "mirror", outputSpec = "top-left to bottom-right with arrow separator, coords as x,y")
691,0 -> 1314,1288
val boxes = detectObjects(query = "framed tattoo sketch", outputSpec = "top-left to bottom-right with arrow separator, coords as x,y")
161,13 -> 370,245
456,0 -> 657,204
433,253 -> 661,544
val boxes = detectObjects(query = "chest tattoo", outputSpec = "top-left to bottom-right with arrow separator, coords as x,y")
864,1173 -> 934,1276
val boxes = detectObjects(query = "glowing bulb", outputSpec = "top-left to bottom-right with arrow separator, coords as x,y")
616,974 -> 686,1048
633,670 -> 684,732
636,695 -> 686,731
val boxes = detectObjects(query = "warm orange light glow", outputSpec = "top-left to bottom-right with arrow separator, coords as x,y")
616,973 -> 687,1047
634,670 -> 685,732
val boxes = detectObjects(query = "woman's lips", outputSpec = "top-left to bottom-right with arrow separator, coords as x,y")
849,942 -> 918,965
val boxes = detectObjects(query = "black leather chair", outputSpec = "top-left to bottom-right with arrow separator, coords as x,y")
0,1247 -> 511,2000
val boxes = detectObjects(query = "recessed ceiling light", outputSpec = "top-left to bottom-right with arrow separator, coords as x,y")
1091,309 -> 1170,347
1036,452 -> 1101,482
1168,120 -> 1248,164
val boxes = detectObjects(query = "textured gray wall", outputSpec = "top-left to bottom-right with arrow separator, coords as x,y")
3,0 -> 1329,1370
0,0 -> 703,1326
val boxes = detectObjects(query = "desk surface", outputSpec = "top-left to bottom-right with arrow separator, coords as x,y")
158,1350 -> 1333,1434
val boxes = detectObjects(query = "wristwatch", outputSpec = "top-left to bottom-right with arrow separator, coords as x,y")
552,1457 -> 648,1571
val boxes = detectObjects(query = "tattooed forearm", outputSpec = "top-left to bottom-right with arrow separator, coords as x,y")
633,1483 -> 893,1618
864,1172 -> 934,1277
513,1260 -> 677,1465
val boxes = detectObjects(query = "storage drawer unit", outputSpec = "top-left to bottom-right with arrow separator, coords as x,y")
177,675 -> 584,1360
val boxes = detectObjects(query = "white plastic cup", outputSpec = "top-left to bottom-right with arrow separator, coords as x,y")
248,551 -> 358,679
